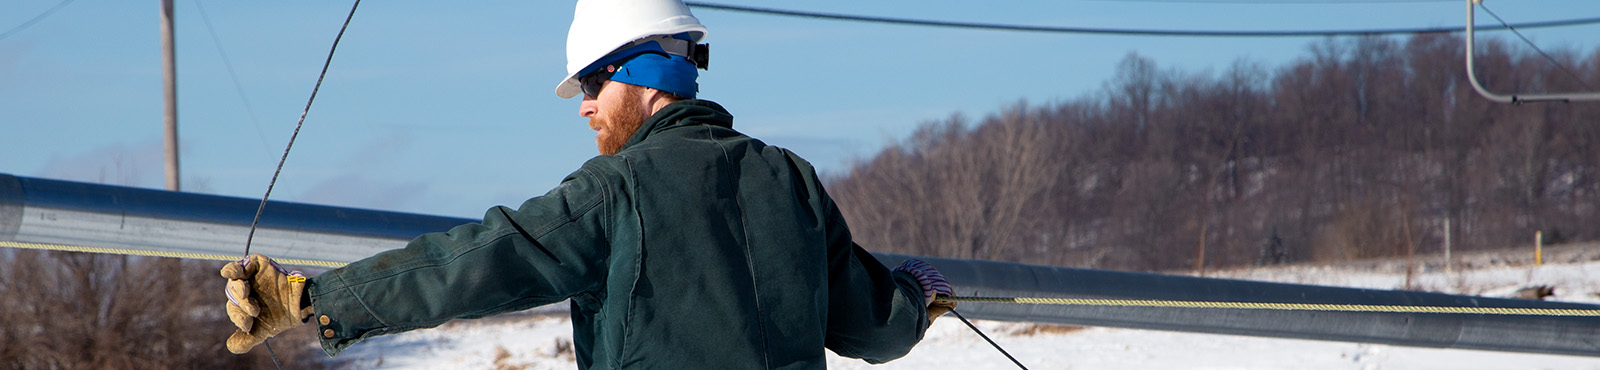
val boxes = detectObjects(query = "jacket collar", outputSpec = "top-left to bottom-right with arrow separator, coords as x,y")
621,99 -> 733,149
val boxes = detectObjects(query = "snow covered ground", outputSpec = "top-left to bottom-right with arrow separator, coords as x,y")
325,245 -> 1600,369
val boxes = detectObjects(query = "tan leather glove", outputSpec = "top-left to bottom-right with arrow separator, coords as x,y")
929,294 -> 957,323
221,254 -> 313,354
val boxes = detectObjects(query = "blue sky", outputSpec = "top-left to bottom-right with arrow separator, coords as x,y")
3,0 -> 1598,218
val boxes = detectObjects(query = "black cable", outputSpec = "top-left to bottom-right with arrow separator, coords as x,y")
0,0 -> 77,42
264,341 -> 284,369
1478,3 -> 1595,91
949,309 -> 1030,370
244,1 -> 361,369
245,0 -> 362,255
684,2 -> 1600,37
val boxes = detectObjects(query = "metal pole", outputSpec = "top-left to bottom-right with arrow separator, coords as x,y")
160,0 -> 180,191
1444,217 -> 1452,275
1465,0 -> 1600,103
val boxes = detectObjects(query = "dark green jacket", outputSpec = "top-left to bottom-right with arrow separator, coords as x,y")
307,100 -> 930,369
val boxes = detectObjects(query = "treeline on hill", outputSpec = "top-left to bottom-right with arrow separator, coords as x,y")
828,34 -> 1600,272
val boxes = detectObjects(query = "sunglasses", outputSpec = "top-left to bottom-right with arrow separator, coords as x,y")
580,66 -> 617,99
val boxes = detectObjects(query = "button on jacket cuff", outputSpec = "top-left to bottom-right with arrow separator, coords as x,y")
307,274 -> 387,357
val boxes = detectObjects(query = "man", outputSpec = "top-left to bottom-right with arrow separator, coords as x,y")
220,1 -> 955,368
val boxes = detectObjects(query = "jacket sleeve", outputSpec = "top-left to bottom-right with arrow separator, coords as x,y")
820,187 -> 930,364
306,165 -> 618,357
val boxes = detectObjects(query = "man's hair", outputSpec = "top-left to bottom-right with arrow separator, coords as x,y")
617,82 -> 687,104
657,89 -> 689,103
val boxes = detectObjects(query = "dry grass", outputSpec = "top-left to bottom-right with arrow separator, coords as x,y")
540,337 -> 575,360
1011,323 -> 1086,336
0,249 -> 327,369
492,346 -> 530,370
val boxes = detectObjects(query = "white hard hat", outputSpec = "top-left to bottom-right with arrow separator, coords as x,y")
555,0 -> 708,98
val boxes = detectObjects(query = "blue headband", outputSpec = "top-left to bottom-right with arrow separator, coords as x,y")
610,52 -> 699,99
579,39 -> 700,99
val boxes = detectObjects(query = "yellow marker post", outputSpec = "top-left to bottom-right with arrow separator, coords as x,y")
1535,230 -> 1543,265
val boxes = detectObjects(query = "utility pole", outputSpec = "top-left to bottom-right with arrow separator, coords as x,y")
160,0 -> 180,191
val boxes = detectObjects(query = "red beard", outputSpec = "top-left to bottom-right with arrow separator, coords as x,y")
592,86 -> 648,156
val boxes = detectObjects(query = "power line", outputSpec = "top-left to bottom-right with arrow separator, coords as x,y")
1477,3 -> 1594,90
190,0 -> 275,158
0,0 -> 78,42
684,2 -> 1600,37
1080,0 -> 1454,4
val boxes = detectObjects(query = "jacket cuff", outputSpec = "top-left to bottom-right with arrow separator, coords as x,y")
307,272 -> 387,357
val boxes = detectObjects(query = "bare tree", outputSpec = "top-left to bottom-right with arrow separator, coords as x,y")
827,34 -> 1600,273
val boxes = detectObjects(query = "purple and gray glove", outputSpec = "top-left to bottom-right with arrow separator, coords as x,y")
894,259 -> 956,323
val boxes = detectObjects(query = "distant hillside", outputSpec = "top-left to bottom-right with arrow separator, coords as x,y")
827,34 -> 1600,272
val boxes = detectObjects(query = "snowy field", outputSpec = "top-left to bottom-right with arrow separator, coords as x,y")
326,244 -> 1600,369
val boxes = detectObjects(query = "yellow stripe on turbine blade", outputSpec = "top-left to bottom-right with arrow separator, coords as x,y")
950,296 -> 1600,317
0,240 -> 349,268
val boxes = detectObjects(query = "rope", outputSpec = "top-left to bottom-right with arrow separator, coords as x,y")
939,293 -> 1600,369
950,296 -> 1600,316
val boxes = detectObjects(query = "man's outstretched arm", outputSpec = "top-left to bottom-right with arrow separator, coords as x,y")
309,166 -> 619,356
818,187 -> 953,363
224,163 -> 623,357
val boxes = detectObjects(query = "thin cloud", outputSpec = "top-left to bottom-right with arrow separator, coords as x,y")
36,139 -> 164,187
294,131 -> 430,211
